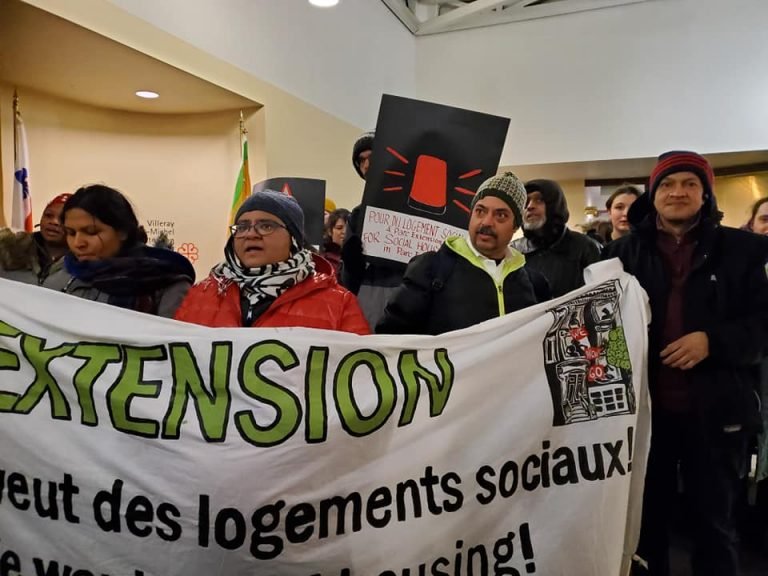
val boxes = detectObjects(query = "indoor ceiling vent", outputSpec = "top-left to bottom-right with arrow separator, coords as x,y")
383,0 -> 652,35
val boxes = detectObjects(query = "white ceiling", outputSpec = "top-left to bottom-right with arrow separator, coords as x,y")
383,0 -> 653,35
5,0 -> 765,181
0,0 -> 259,114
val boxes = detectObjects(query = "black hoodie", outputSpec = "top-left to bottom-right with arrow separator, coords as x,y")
512,179 -> 600,298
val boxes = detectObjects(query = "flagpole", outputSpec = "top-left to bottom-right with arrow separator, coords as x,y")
239,110 -> 247,154
11,88 -> 33,232
13,89 -> 19,150
229,111 -> 251,226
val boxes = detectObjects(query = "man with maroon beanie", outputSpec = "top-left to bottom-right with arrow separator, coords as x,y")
604,151 -> 768,575
0,193 -> 71,285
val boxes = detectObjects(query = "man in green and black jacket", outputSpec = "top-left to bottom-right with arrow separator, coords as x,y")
376,172 -> 550,336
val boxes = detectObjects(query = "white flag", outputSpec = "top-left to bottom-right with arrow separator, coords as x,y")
12,104 -> 32,231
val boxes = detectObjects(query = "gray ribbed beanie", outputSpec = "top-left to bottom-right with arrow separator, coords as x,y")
471,172 -> 527,226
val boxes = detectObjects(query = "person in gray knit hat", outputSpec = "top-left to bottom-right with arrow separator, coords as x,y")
469,172 -> 528,255
175,190 -> 369,333
377,172 -> 550,335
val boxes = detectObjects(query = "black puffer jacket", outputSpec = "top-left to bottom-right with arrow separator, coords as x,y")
512,179 -> 600,298
340,204 -> 407,327
376,236 -> 550,336
603,192 -> 768,432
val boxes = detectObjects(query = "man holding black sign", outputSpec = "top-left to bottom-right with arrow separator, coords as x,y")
341,130 -> 407,327
376,173 -> 549,335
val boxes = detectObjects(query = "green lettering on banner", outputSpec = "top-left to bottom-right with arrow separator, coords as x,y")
107,345 -> 167,438
163,342 -> 233,441
0,320 -> 22,411
334,350 -> 397,437
235,341 -> 301,447
0,320 -> 21,338
397,348 -> 455,426
13,335 -> 75,419
305,347 -> 330,443
71,343 -> 122,426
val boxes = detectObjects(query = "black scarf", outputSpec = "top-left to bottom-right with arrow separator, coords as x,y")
64,246 -> 195,311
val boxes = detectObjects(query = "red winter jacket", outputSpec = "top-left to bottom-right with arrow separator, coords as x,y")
174,256 -> 370,334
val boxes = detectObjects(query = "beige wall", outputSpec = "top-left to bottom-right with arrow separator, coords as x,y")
0,82 -> 261,275
715,174 -> 768,229
0,83 -> 367,277
1,0 -> 372,277
0,90 -> 5,227
19,0 -> 366,211
560,179 -> 588,229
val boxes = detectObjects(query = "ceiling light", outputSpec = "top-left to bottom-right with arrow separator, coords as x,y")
309,0 -> 339,7
135,90 -> 159,99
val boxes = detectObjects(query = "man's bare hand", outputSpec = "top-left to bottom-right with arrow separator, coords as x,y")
660,331 -> 709,370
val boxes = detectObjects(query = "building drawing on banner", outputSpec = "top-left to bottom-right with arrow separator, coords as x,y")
543,280 -> 635,426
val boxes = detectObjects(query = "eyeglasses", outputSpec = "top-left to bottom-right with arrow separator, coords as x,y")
230,219 -> 287,237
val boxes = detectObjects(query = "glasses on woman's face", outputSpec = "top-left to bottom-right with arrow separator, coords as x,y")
230,219 -> 287,238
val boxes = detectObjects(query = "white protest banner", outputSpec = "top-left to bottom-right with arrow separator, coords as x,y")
0,260 -> 649,576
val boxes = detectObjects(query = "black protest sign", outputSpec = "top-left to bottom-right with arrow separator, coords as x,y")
252,178 -> 326,246
361,95 -> 509,263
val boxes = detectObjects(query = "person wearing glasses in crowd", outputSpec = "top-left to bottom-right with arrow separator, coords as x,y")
175,190 -> 369,333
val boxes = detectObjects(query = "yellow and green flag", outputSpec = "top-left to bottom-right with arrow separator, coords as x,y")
229,138 -> 251,225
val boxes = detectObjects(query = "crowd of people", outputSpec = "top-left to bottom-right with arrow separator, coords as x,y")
1,135 -> 767,576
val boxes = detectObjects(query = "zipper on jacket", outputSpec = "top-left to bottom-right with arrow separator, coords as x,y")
444,236 -> 522,318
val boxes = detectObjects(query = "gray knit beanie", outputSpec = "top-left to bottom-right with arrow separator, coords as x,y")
237,189 -> 305,244
471,172 -> 527,226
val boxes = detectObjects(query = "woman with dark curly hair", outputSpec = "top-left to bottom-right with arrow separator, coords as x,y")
0,193 -> 70,285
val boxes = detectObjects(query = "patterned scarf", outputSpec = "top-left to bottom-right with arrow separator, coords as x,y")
211,239 -> 316,307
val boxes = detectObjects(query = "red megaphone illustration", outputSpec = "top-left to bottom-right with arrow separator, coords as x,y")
407,155 -> 447,215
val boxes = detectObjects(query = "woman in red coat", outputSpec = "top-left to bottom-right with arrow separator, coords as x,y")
175,190 -> 369,334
